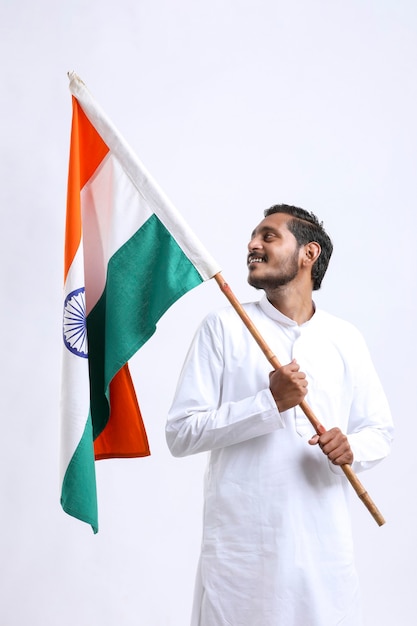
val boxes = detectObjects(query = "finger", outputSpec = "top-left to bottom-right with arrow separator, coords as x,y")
330,450 -> 353,466
319,429 -> 342,447
325,441 -> 353,465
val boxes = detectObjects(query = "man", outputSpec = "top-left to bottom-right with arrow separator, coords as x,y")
166,204 -> 393,626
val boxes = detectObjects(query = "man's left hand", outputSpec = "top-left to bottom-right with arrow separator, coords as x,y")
308,427 -> 353,465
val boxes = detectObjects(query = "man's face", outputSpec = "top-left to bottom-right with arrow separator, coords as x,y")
247,213 -> 302,291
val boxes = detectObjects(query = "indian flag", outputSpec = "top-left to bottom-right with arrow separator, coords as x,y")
61,72 -> 221,533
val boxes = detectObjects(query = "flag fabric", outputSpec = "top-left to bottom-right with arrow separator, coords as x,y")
61,72 -> 221,533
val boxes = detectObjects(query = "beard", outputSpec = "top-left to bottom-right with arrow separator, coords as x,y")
248,249 -> 300,291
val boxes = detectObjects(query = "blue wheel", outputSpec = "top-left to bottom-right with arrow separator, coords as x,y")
63,287 -> 88,358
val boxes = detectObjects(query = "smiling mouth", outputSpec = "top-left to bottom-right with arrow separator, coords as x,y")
248,256 -> 266,266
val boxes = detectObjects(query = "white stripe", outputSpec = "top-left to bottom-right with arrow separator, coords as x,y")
69,72 -> 221,281
60,245 -> 90,481
81,153 -> 153,315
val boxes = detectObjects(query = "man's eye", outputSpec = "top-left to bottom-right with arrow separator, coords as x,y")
264,233 -> 275,241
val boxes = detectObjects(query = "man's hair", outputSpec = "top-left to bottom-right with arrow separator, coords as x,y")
264,204 -> 333,290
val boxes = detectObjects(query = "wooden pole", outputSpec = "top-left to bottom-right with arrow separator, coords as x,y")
214,273 -> 385,526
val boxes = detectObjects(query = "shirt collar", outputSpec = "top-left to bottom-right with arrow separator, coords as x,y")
258,294 -> 316,327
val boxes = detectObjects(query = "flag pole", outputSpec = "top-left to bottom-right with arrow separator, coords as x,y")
214,272 -> 386,527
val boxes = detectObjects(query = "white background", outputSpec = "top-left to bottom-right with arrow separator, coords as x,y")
1,1 -> 416,624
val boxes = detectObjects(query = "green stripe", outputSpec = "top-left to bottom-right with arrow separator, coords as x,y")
87,213 -> 204,440
61,413 -> 98,533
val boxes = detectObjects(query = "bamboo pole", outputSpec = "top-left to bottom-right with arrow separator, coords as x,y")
214,273 -> 385,526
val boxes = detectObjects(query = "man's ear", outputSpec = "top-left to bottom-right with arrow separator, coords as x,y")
303,242 -> 321,266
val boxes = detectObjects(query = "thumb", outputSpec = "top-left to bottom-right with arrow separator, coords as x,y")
308,434 -> 320,446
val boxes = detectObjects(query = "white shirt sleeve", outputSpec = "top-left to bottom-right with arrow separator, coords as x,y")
329,326 -> 393,474
166,314 -> 284,457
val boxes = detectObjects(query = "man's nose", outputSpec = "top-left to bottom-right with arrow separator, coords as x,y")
248,236 -> 261,252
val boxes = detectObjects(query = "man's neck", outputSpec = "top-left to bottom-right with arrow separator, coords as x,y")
265,286 -> 315,325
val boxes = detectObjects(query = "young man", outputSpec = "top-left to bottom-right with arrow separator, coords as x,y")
166,204 -> 393,626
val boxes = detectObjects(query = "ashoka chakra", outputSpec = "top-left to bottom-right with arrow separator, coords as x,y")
63,287 -> 88,358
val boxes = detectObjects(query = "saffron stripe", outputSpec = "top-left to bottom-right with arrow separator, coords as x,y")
64,98 -> 108,280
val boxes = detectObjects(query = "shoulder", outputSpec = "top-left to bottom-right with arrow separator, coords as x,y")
202,300 -> 262,325
313,309 -> 369,351
197,300 -> 263,337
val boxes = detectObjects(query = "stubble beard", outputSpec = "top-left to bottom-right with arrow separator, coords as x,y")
248,251 -> 300,291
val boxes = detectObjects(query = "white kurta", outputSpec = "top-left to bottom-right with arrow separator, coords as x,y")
166,297 -> 393,626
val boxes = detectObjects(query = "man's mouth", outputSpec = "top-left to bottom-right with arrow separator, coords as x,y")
248,255 -> 266,266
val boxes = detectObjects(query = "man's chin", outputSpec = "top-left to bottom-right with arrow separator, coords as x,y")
247,275 -> 265,290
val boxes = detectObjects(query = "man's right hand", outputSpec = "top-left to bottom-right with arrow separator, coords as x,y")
269,359 -> 308,412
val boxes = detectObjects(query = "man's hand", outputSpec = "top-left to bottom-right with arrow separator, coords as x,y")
308,427 -> 353,465
269,359 -> 308,412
